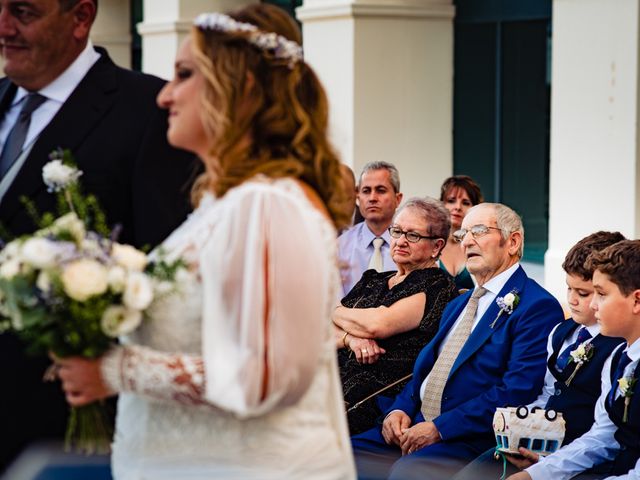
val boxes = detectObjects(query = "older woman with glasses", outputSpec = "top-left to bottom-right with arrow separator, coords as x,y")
333,197 -> 458,434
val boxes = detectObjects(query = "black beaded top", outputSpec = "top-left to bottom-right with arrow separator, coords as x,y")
339,267 -> 458,434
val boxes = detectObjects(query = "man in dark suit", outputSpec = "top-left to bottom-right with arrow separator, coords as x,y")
352,203 -> 565,480
0,0 -> 197,470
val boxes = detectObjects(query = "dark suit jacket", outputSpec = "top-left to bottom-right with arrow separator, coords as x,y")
0,47 -> 199,470
383,266 -> 564,452
0,46 -> 198,247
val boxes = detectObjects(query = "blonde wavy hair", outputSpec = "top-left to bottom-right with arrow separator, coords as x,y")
189,4 -> 350,229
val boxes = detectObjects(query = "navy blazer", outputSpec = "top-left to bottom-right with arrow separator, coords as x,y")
385,266 -> 564,448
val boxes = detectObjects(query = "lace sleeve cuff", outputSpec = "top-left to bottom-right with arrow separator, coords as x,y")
100,344 -> 207,406
100,346 -> 126,394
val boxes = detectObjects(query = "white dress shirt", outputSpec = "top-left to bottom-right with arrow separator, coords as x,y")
529,322 -> 601,410
0,41 -> 100,203
526,339 -> 640,480
419,263 -> 520,399
337,221 -> 396,296
0,41 -> 100,153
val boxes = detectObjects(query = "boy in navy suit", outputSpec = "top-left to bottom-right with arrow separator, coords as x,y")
454,231 -> 625,479
510,239 -> 640,480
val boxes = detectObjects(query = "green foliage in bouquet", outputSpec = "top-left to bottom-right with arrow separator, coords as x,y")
17,148 -> 110,238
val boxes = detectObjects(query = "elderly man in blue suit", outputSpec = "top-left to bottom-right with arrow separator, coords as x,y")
352,202 -> 565,480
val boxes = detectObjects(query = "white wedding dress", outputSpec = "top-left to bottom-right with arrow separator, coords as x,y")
101,178 -> 356,479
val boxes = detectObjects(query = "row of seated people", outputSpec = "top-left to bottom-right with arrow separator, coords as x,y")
334,162 -> 484,435
335,197 -> 640,480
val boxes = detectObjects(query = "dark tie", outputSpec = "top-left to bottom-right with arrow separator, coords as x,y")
608,351 -> 632,407
556,327 -> 592,371
0,93 -> 46,177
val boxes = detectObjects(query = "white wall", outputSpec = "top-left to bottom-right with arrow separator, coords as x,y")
139,0 -> 257,79
92,0 -> 131,68
545,0 -> 640,301
298,0 -> 455,200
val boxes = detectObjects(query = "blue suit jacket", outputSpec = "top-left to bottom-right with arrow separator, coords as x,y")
385,266 -> 564,448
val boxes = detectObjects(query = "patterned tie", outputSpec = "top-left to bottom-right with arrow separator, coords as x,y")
555,327 -> 592,371
608,351 -> 632,407
0,93 -> 47,177
421,286 -> 488,421
368,237 -> 384,272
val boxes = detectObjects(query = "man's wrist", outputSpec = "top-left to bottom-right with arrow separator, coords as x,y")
384,409 -> 405,421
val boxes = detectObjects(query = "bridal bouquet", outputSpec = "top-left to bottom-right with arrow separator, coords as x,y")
0,150 -> 186,453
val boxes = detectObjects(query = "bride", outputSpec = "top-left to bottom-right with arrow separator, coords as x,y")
55,4 -> 356,479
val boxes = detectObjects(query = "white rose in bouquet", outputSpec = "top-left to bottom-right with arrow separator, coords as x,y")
112,243 -> 148,272
107,266 -> 127,293
53,212 -> 86,243
101,305 -> 143,337
36,271 -> 52,293
123,271 -> 154,310
42,160 -> 82,192
21,237 -> 58,269
0,240 -> 21,262
0,258 -> 21,279
61,259 -> 109,301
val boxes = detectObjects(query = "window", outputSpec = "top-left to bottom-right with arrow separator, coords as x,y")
453,0 -> 552,262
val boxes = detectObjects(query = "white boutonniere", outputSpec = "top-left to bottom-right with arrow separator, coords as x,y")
42,158 -> 82,193
618,376 -> 637,423
564,341 -> 594,386
490,289 -> 520,328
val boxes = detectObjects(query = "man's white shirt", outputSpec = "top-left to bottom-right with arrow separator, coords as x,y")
0,41 -> 100,201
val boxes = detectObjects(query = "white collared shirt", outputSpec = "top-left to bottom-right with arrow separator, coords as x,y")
527,339 -> 640,480
0,41 -> 100,154
337,221 -> 396,296
529,322 -> 602,409
419,262 -> 520,398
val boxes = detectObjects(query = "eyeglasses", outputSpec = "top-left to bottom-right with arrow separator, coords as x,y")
452,224 -> 503,243
388,226 -> 440,243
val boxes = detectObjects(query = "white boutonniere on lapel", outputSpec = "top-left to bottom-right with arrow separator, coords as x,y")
490,289 -> 520,329
619,376 -> 637,423
564,342 -> 594,386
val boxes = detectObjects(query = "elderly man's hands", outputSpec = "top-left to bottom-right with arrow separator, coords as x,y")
399,421 -> 441,455
382,410 -> 411,447
348,336 -> 385,364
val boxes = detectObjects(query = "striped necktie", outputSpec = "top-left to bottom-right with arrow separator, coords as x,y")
421,287 -> 488,421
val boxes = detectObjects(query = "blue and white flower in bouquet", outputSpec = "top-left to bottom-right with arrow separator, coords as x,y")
0,152 -> 186,454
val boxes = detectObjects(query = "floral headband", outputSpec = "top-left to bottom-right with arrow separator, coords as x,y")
194,12 -> 303,69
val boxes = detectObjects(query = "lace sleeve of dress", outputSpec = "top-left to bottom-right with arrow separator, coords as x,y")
101,345 -> 207,406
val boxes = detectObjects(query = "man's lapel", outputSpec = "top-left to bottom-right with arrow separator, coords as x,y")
433,292 -> 471,348
0,50 -> 118,221
414,292 -> 471,382
448,265 -> 528,379
0,81 -> 17,117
